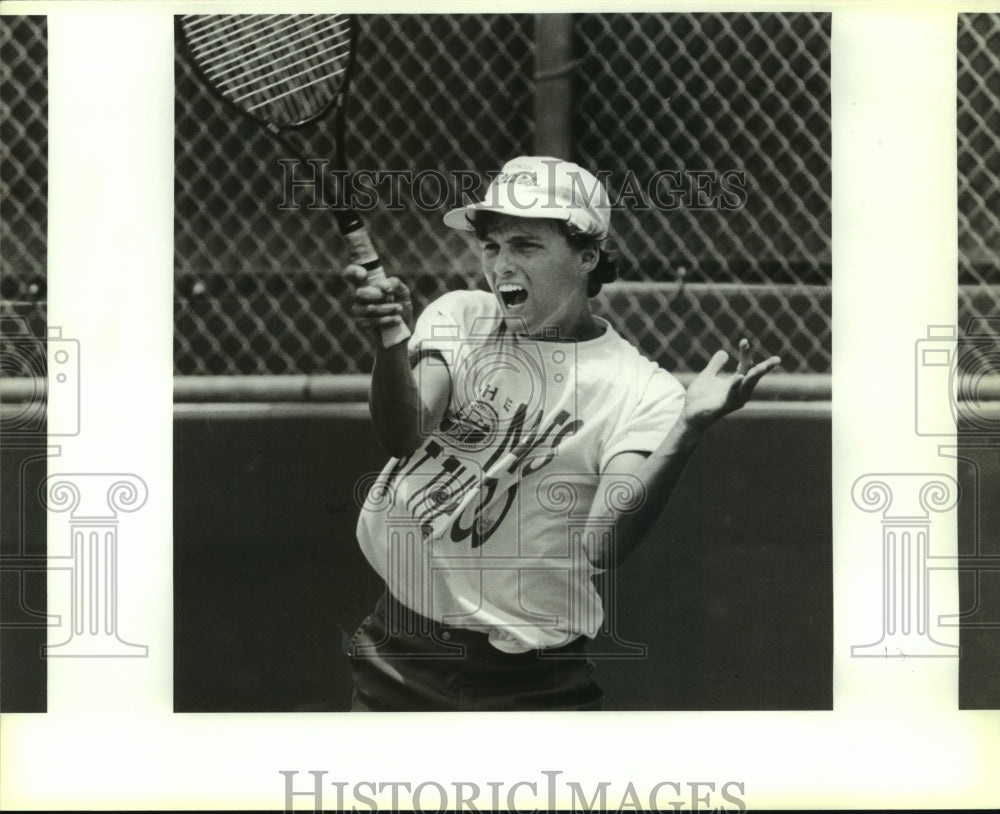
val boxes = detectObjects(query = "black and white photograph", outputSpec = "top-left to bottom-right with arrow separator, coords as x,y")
955,10 -> 1000,709
172,11 -> 832,714
0,0 -> 998,811
0,14 -> 50,714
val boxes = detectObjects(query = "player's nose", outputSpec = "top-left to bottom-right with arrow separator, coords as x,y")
492,244 -> 518,277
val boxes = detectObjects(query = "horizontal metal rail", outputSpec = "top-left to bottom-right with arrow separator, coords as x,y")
3,373 -> 1000,405
169,373 -> 833,403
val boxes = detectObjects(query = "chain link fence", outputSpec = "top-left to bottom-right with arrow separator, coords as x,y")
175,14 -> 535,374
958,13 -> 1000,344
577,14 -> 831,284
175,12 -> 831,376
577,13 -> 831,372
0,16 -> 48,376
4,14 -> 995,381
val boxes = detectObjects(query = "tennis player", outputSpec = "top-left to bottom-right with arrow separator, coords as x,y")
343,156 -> 780,711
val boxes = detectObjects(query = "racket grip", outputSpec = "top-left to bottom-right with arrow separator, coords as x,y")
341,219 -> 411,349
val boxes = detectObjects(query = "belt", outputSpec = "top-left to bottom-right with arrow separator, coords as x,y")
377,591 -> 588,658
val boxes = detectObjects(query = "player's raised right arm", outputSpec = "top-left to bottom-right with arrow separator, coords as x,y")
369,343 -> 450,457
345,266 -> 450,457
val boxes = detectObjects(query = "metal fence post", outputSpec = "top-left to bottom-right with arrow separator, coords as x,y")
533,14 -> 575,159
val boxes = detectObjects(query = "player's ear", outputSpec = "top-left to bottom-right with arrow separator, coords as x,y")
578,245 -> 598,276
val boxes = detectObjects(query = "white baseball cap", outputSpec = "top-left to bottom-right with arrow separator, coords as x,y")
442,156 -> 611,239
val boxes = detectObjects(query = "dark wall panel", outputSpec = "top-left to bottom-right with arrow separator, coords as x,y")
174,405 -> 833,712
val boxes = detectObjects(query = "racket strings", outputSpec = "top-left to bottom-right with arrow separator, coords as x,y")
183,14 -> 301,60
188,16 -> 348,81
181,13 -> 353,126
235,44 -> 350,103
217,32 -> 349,93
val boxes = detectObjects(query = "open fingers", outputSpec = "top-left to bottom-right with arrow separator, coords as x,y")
704,349 -> 730,376
737,338 -> 751,375
738,355 -> 782,401
705,341 -> 756,378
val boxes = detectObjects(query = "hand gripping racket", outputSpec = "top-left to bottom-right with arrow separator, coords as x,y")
177,13 -> 410,348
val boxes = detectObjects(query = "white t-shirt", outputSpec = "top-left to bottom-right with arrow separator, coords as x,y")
356,290 -> 686,652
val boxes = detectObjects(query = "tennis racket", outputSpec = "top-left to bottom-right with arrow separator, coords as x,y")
177,13 -> 410,348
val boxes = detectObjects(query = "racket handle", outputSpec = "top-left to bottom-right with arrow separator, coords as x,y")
340,217 -> 411,348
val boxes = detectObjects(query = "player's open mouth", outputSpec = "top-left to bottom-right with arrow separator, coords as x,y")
498,283 -> 528,309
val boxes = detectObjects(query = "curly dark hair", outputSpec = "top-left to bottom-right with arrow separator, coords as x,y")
467,211 -> 619,297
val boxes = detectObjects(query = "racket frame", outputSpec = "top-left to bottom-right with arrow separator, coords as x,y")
176,13 -> 410,348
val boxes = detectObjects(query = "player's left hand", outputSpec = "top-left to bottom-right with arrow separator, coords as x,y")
681,339 -> 781,431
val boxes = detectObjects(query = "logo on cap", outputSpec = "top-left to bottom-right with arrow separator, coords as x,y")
443,156 -> 611,239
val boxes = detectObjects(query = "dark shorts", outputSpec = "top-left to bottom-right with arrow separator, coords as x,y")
348,593 -> 604,712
